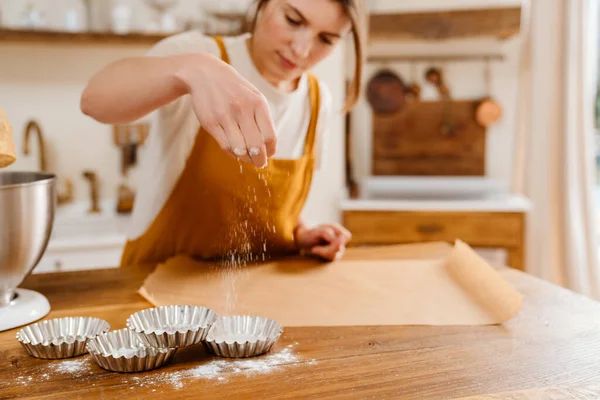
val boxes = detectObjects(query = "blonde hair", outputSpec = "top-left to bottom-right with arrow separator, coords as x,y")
251,0 -> 367,112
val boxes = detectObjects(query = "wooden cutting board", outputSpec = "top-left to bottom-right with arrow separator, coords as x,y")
372,100 -> 486,176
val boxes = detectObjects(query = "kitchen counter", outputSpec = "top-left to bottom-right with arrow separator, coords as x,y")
341,193 -> 533,212
2,247 -> 600,399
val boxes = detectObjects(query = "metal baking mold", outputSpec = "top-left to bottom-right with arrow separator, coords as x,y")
16,316 -> 110,359
86,328 -> 176,373
126,305 -> 217,348
204,315 -> 283,358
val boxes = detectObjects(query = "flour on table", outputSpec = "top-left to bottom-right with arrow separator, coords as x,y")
125,344 -> 314,390
16,357 -> 91,385
14,344 -> 317,392
54,358 -> 90,375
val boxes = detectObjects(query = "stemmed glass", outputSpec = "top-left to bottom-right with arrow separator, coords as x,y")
199,0 -> 251,35
145,0 -> 179,33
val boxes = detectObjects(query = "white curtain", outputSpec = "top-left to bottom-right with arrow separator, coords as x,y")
513,0 -> 600,297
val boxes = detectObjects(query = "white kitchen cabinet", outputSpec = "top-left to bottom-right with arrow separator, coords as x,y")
33,244 -> 123,274
32,200 -> 128,274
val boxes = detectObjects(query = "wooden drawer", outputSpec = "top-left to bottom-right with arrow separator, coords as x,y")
343,210 -> 524,248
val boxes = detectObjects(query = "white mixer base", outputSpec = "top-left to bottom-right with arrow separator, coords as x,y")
0,288 -> 50,332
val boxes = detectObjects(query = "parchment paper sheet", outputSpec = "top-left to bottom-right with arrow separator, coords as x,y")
138,240 -> 523,326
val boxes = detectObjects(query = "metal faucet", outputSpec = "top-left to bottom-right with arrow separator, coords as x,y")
82,170 -> 101,214
23,119 -> 73,205
23,120 -> 48,172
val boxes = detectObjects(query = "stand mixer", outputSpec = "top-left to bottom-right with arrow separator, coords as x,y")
0,172 -> 56,332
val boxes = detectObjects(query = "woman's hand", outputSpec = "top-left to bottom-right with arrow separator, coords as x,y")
294,223 -> 352,261
176,53 -> 277,168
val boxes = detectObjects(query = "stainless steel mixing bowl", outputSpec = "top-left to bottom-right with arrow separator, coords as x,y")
0,172 -> 56,306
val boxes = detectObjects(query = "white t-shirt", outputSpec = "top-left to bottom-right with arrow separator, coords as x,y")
128,32 -> 333,240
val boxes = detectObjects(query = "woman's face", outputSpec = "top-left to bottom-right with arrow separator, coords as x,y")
251,0 -> 351,89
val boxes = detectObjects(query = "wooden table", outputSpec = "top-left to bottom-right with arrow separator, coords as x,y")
1,247 -> 600,399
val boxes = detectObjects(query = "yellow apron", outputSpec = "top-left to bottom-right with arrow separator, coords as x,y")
120,36 -> 320,267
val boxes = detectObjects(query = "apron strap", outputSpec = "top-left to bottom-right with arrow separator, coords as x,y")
303,73 -> 320,157
212,36 -> 230,64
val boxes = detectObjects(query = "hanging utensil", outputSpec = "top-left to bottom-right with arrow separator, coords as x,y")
366,68 -> 407,114
405,62 -> 421,102
425,66 -> 456,136
344,80 -> 359,199
425,66 -> 450,98
475,57 -> 503,127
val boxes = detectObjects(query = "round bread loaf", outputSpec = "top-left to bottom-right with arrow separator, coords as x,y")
0,108 -> 16,168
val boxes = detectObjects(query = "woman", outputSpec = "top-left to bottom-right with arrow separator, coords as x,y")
81,0 -> 366,265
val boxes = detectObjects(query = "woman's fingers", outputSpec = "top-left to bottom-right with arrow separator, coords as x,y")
309,226 -> 335,247
309,224 -> 350,261
322,227 -> 336,243
219,117 -> 253,164
238,108 -> 267,168
204,121 -> 232,156
329,223 -> 352,244
216,89 -> 273,168
254,98 -> 277,157
311,246 -> 333,260
311,238 -> 344,261
295,224 -> 349,261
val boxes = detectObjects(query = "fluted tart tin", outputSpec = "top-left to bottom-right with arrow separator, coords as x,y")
16,316 -> 110,359
86,328 -> 176,373
204,315 -> 283,358
126,305 -> 217,348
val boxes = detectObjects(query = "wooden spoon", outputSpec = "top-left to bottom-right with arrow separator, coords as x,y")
425,67 -> 450,98
425,67 -> 455,136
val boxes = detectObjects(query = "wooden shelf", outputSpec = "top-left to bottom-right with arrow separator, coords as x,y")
369,7 -> 522,41
0,28 -> 169,46
2,6 -> 521,46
